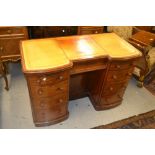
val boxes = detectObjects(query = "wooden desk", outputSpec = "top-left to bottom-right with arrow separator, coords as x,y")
20,33 -> 141,127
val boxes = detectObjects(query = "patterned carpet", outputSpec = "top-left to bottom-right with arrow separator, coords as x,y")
93,110 -> 155,129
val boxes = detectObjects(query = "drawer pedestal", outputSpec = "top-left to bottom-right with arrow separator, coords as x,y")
25,70 -> 70,127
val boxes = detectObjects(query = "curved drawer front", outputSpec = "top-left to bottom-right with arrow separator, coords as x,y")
100,88 -> 125,106
109,61 -> 134,71
28,71 -> 69,86
32,94 -> 68,109
102,82 -> 127,96
32,94 -> 68,123
30,80 -> 68,98
106,69 -> 133,82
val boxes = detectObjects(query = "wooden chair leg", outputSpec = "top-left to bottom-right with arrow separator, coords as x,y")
137,75 -> 145,88
3,74 -> 9,91
1,62 -> 9,91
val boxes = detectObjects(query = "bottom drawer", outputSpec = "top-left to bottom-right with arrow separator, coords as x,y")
31,94 -> 68,123
101,87 -> 126,106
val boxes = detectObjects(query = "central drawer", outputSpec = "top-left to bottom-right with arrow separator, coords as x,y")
71,58 -> 107,74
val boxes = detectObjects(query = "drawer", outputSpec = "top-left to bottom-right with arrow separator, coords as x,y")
109,61 -> 134,70
106,69 -> 133,82
79,29 -> 103,35
32,94 -> 68,123
0,37 -> 26,56
32,93 -> 68,109
101,88 -> 125,106
0,27 -> 25,36
27,71 -> 69,86
78,26 -> 104,35
102,82 -> 127,96
71,58 -> 107,74
30,80 -> 69,98
79,26 -> 103,30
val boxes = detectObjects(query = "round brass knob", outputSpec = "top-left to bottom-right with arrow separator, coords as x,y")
37,79 -> 41,83
41,112 -> 45,116
0,46 -> 3,51
40,103 -> 45,107
38,89 -> 43,95
42,77 -> 47,81
110,87 -> 113,91
112,75 -> 117,79
116,65 -> 121,69
58,87 -> 63,91
95,31 -> 98,34
59,76 -> 63,80
59,99 -> 63,103
7,29 -> 12,34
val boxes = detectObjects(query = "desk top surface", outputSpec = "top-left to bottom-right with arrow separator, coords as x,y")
21,33 -> 141,73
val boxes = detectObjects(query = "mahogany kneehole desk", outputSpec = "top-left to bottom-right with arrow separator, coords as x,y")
20,33 -> 142,127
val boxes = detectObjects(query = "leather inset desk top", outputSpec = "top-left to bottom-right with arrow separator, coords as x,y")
21,33 -> 141,73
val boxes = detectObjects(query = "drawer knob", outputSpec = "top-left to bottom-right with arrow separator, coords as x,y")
58,87 -> 63,91
42,77 -> 47,81
0,46 -> 3,51
7,29 -> 12,34
59,76 -> 63,80
122,86 -> 126,90
112,75 -> 117,79
38,89 -> 43,95
40,103 -> 45,107
110,87 -> 113,91
41,112 -> 45,116
62,29 -> 65,33
95,31 -> 98,34
116,65 -> 121,69
128,72 -> 132,76
59,99 -> 63,103
117,94 -> 122,99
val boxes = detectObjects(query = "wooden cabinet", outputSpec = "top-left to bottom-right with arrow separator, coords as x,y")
28,26 -> 105,39
0,26 -> 28,61
29,26 -> 78,38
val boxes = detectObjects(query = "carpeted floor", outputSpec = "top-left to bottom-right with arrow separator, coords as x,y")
93,110 -> 155,129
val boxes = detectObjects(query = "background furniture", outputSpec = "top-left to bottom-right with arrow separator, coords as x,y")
128,30 -> 155,87
107,26 -> 155,87
77,26 -> 104,35
107,26 -> 133,40
0,26 -> 28,89
0,26 -> 28,62
20,33 -> 141,127
28,26 -> 105,38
